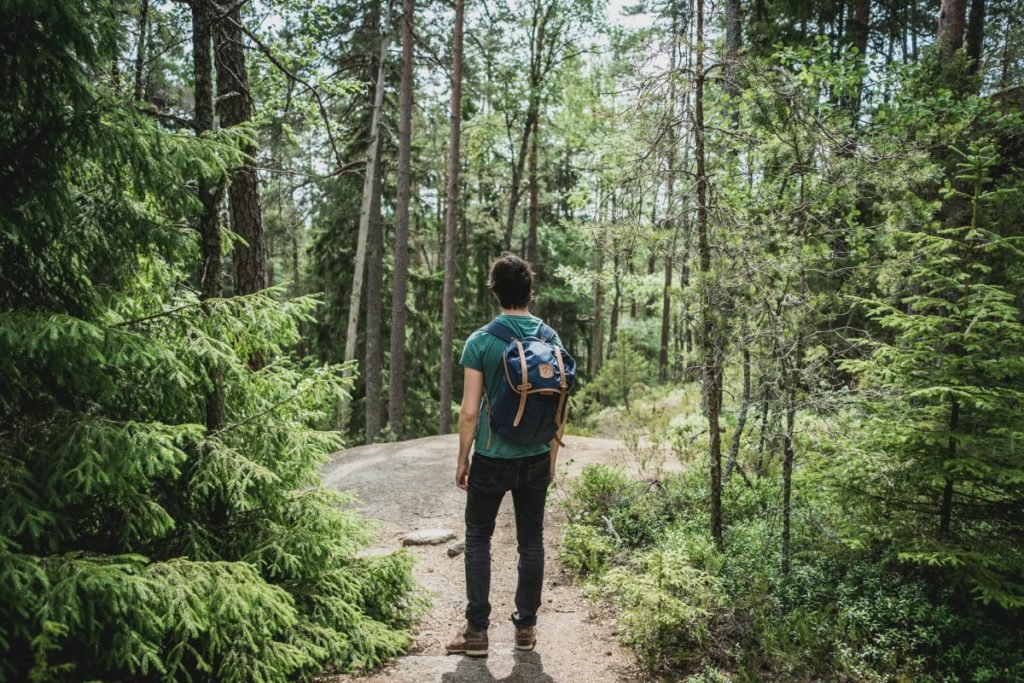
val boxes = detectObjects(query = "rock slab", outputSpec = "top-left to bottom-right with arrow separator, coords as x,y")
447,539 -> 466,557
402,528 -> 457,546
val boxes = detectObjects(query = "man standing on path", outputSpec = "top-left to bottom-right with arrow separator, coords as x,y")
446,254 -> 568,658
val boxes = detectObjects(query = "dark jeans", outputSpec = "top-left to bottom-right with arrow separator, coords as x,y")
464,451 -> 550,630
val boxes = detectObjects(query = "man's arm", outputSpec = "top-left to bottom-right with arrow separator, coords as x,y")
456,367 -> 483,490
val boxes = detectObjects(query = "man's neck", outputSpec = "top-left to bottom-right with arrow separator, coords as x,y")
499,307 -> 532,317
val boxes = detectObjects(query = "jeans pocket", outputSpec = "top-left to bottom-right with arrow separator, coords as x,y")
469,456 -> 506,493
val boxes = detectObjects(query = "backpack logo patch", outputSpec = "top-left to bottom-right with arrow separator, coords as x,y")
539,364 -> 554,379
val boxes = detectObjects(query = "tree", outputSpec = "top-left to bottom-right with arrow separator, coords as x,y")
0,2 -> 420,677
840,143 -> 1024,607
439,0 -> 465,434
389,0 -> 415,439
216,1 -> 266,298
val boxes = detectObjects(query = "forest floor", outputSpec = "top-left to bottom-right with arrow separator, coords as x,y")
322,434 -> 671,682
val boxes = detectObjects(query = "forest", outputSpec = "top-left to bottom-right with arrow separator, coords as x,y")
1,0 -> 1023,680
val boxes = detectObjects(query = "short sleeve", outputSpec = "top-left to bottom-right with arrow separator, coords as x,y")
459,330 -> 486,371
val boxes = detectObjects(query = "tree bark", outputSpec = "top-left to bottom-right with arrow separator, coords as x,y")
938,0 -> 968,57
192,0 -> 225,432
965,0 -> 985,73
389,0 -> 415,439
724,0 -> 742,96
215,2 -> 266,298
695,0 -> 723,549
439,0 -> 464,434
364,158 -> 385,443
342,4 -> 391,429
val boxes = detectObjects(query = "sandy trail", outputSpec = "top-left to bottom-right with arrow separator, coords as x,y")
321,434 -> 647,683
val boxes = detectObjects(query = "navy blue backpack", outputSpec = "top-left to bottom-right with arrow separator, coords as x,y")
479,320 -> 577,448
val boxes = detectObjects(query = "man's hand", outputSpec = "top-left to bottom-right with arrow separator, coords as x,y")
456,460 -> 470,490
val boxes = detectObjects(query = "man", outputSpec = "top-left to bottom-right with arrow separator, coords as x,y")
446,254 -> 567,657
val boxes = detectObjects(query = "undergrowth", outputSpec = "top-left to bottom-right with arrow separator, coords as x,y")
560,463 -> 1024,682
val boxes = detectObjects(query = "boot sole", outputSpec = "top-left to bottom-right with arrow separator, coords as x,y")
514,643 -> 536,651
446,649 -> 489,657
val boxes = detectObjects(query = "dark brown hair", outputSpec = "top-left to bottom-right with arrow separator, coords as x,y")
488,253 -> 534,309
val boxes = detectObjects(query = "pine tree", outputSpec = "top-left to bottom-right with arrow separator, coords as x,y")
0,3 -> 421,679
840,143 -> 1024,608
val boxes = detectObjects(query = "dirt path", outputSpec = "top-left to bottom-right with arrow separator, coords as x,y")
321,434 -> 644,682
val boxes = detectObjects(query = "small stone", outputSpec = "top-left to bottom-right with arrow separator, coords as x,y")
606,651 -> 612,656
402,529 -> 457,546
447,539 -> 466,557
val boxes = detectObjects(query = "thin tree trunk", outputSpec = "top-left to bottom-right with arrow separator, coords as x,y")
192,0 -> 225,432
781,363 -> 796,573
695,0 -> 723,549
503,2 -> 546,250
364,156 -> 385,444
438,0 -> 464,434
755,378 -> 770,473
590,196 -> 606,377
133,0 -> 149,101
389,0 -> 415,439
608,249 -> 621,355
216,3 -> 266,298
527,115 -> 540,266
342,4 -> 391,429
659,9 -> 681,384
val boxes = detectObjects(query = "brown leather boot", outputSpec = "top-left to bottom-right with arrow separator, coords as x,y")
445,623 -> 488,657
514,625 -> 536,651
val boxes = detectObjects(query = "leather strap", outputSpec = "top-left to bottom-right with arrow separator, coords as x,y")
513,338 -> 530,427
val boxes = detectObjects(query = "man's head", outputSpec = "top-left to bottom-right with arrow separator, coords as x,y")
488,253 -> 534,309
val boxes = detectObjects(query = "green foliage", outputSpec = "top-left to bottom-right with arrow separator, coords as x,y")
0,3 -> 422,680
837,141 -> 1024,609
561,465 -> 1024,681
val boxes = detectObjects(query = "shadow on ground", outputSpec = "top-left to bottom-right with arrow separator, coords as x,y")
441,651 -> 554,683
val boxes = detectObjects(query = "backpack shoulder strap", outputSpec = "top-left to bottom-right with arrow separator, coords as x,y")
480,320 -> 515,343
538,323 -> 556,343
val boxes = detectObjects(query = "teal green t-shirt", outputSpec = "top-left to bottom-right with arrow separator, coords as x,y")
459,314 -> 563,458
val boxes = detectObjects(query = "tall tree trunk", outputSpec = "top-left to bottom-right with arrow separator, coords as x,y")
389,0 -> 415,439
527,115 -> 540,266
965,0 -> 985,73
755,378 -> 770,473
439,0 -> 464,434
781,361 -> 797,573
215,3 -> 266,298
724,0 -> 742,96
503,2 -> 546,250
192,0 -> 225,433
133,0 -> 149,101
364,155 -> 385,443
589,201 -> 605,378
342,4 -> 391,429
694,0 -> 723,549
659,9 -> 681,384
608,249 -> 621,355
938,0 -> 968,57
